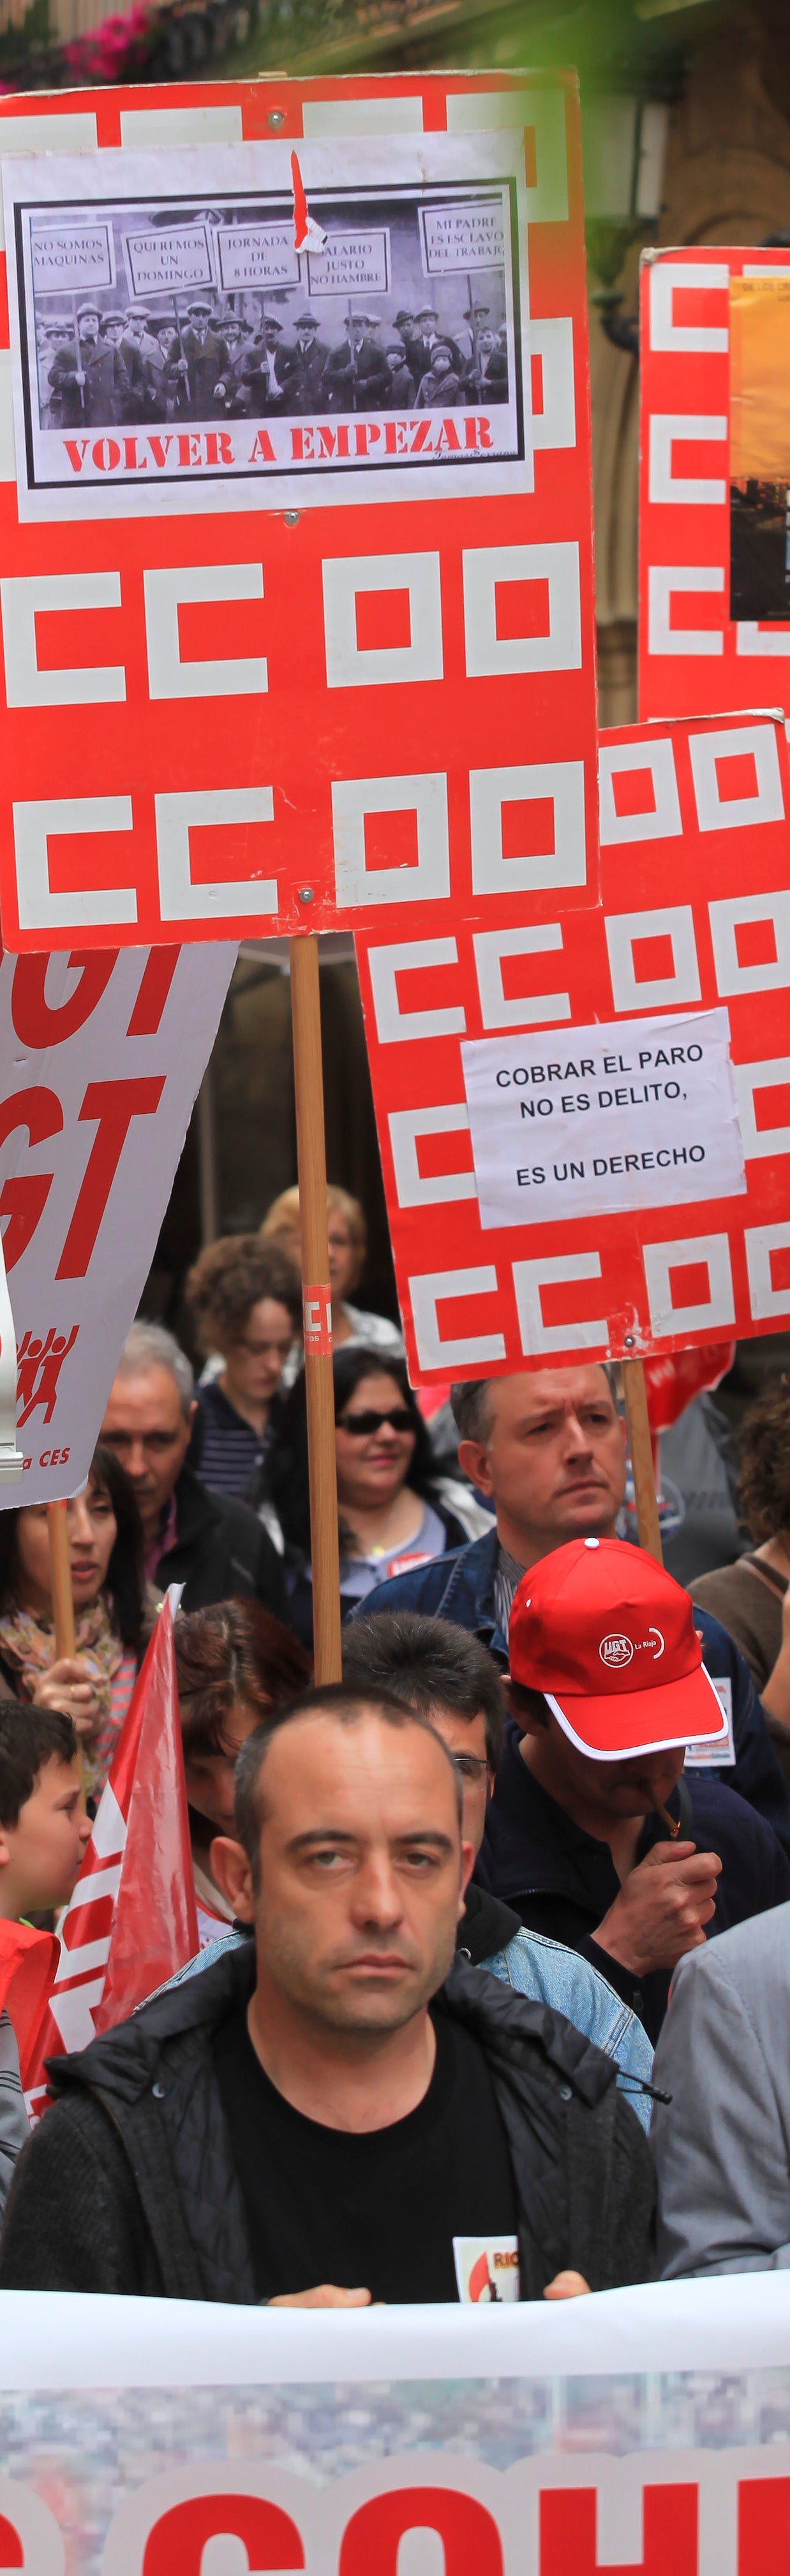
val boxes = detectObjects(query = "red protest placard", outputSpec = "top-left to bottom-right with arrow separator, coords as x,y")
356,709 -> 790,1382
0,940 -> 234,1504
0,71 -> 599,952
638,242 -> 790,718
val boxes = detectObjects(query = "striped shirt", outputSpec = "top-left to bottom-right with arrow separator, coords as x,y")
196,1379 -> 271,1501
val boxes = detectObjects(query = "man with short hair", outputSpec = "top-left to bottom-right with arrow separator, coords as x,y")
0,1687 -> 653,2300
175,299 -> 230,417
367,1365 -> 790,1856
408,305 -> 464,385
48,302 -> 126,427
341,1611 -> 654,2115
241,313 -> 295,413
100,1321 -> 287,1620
324,310 -> 389,411
463,323 -> 509,403
484,1539 -> 790,2042
0,1703 -> 90,2210
288,312 -> 330,413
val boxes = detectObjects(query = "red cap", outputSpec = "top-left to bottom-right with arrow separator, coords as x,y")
508,1537 -> 727,1760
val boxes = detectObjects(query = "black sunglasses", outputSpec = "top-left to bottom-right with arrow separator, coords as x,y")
337,1407 -> 414,1437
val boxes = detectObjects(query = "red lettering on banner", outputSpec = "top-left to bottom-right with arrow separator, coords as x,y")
148,436 -> 174,470
142,2495 -> 304,2576
11,952 -> 118,1048
248,429 -> 276,463
339,2487 -> 503,2576
302,1283 -> 332,1356
126,951 -> 180,1039
740,2477 -> 790,2576
63,439 -> 90,473
0,2511 -> 23,2566
204,432 -> 234,467
540,2484 -> 697,2576
93,439 -> 121,473
123,436 -> 146,471
177,434 -> 202,470
0,1087 -> 63,1268
56,1076 -> 165,1278
435,418 -> 461,452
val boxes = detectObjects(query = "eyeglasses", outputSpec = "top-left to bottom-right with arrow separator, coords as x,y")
336,1408 -> 414,1437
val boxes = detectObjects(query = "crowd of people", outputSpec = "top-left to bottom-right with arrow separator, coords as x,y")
37,297 -> 509,431
3,1199 -> 790,2302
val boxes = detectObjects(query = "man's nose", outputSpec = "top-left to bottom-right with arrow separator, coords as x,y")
351,1854 -> 403,1928
124,1442 -> 149,1479
563,1409 -> 592,1454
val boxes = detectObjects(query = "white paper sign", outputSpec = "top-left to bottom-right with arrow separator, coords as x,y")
0,944 -> 235,1507
461,1009 -> 747,1229
420,199 -> 506,274
123,221 -> 215,299
215,223 -> 299,292
31,219 -> 116,294
306,229 -> 390,297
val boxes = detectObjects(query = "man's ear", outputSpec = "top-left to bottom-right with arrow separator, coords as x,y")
210,1836 -> 255,1923
458,1437 -> 493,1499
458,1838 -> 475,1913
507,1680 -> 549,1738
0,1825 -> 11,1874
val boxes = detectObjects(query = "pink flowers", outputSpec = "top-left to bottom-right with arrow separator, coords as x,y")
63,2 -> 155,82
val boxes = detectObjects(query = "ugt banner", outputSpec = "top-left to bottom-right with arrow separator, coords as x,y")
1,2276 -> 790,2571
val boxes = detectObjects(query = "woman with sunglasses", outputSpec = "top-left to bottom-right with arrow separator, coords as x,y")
264,1345 -> 491,1648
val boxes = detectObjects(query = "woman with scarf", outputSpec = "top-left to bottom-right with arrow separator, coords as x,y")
0,1445 -> 155,1802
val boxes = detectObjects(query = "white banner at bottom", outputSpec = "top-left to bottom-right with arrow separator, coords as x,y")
1,2277 -> 790,2571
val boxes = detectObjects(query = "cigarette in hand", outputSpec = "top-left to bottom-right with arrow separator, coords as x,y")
648,1784 -> 680,1839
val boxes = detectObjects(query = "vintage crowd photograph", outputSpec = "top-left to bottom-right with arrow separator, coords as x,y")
10,169 -> 523,498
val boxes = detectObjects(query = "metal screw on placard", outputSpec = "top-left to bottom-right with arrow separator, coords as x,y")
298,887 -> 315,904
623,1336 -> 634,1347
268,109 -> 285,126
284,510 -> 299,526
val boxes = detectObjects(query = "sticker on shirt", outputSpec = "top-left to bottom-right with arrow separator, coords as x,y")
453,2235 -> 520,2302
685,1676 -> 734,1770
385,1552 -> 436,1580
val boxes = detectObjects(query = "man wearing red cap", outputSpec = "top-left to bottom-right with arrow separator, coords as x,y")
366,1365 -> 790,1860
482,1536 -> 790,2041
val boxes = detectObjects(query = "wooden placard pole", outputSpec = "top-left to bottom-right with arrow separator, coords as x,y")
620,1358 -> 663,1566
47,1500 -> 76,1661
47,1499 -> 86,1800
289,933 -> 342,1684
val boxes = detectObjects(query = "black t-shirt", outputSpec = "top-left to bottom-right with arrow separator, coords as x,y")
212,1995 -> 517,2303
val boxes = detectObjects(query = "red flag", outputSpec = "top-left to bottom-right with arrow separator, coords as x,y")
291,150 -> 327,255
0,1920 -> 59,2091
24,1599 -> 198,2118
642,1344 -> 736,1435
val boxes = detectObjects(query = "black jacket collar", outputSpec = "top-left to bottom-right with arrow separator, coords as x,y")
458,1879 -> 521,1965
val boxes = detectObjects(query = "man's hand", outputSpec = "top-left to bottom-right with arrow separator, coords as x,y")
267,2285 -> 372,2309
74,370 -> 86,387
594,1839 -> 721,1976
544,2272 -> 590,2299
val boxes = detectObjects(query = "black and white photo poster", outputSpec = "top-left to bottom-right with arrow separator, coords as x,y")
4,133 -> 530,519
